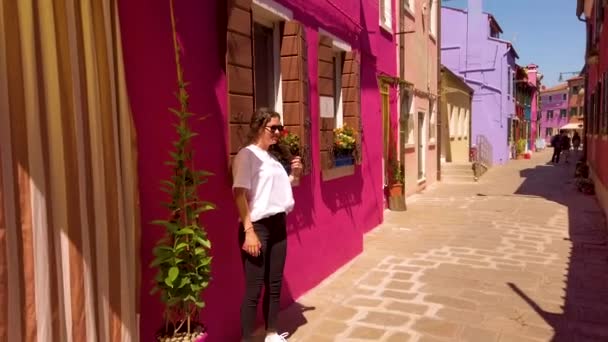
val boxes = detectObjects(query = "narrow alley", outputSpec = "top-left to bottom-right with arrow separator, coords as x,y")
278,150 -> 608,342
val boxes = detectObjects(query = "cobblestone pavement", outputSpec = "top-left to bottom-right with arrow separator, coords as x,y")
277,150 -> 608,342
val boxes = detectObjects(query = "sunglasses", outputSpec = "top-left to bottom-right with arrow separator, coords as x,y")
265,125 -> 284,133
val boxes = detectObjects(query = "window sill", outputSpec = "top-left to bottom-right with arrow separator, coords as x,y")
403,143 -> 416,151
380,22 -> 392,34
404,7 -> 415,20
322,165 -> 355,181
428,138 -> 437,145
429,32 -> 437,43
417,177 -> 426,185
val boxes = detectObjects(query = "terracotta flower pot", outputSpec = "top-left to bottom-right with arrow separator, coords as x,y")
387,183 -> 406,211
389,183 -> 403,197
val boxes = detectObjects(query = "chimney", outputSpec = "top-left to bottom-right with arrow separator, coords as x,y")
526,64 -> 538,84
466,0 -> 484,68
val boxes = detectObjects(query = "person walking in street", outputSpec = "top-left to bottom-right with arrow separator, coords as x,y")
561,131 -> 572,163
232,108 -> 303,342
572,131 -> 581,152
551,131 -> 563,163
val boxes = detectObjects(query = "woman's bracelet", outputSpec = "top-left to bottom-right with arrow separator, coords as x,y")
244,225 -> 254,233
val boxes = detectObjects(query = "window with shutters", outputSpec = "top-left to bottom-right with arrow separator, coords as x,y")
399,91 -> 412,156
560,109 -> 567,118
570,107 -> 577,116
253,23 -> 279,111
318,31 -> 361,179
401,93 -> 415,144
227,0 -> 312,174
380,0 -> 392,32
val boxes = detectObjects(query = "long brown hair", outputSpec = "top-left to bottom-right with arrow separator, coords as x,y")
247,107 -> 281,144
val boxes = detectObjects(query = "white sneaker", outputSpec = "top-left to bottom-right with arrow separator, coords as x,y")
264,332 -> 289,342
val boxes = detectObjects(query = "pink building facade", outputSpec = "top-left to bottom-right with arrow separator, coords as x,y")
118,0 -> 398,340
399,0 -> 440,195
577,0 -> 608,229
539,83 -> 570,144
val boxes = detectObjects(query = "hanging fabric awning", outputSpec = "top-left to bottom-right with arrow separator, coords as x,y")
561,123 -> 584,130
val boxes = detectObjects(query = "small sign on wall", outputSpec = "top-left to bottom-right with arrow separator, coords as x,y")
320,96 -> 335,118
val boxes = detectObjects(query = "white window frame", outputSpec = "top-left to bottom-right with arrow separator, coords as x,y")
380,0 -> 392,32
429,0 -> 437,38
406,96 -> 415,144
464,109 -> 470,138
429,101 -> 437,142
334,52 -> 344,128
449,104 -> 456,138
404,0 -> 414,15
458,107 -> 465,138
252,0 -> 293,115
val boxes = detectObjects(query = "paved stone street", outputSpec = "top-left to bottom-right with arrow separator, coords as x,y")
278,150 -> 608,342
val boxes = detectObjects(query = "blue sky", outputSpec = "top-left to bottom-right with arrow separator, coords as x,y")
442,0 -> 586,87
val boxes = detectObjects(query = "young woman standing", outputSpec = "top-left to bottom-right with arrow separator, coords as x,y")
232,108 -> 302,342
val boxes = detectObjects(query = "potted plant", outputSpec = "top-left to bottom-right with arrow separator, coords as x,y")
151,1 -> 213,341
516,139 -> 527,159
270,129 -> 301,174
387,157 -> 406,211
333,125 -> 357,166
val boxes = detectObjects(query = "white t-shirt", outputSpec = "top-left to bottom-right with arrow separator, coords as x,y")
232,144 -> 294,222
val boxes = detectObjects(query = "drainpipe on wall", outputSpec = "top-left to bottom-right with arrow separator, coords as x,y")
436,0 -> 442,181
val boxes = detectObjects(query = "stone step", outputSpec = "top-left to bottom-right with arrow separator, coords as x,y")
441,163 -> 473,171
441,168 -> 473,176
440,174 -> 475,183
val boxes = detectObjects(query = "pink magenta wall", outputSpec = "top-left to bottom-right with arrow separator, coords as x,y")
118,0 -> 395,341
586,5 -> 608,224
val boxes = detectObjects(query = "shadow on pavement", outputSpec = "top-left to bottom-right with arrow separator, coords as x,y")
509,153 -> 608,341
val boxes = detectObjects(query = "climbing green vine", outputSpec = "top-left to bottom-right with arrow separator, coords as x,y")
150,0 -> 214,339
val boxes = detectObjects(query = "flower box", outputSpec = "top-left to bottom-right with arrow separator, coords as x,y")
334,155 -> 354,167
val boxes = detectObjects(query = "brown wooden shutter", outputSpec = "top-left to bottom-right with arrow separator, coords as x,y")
342,51 -> 362,164
227,0 -> 254,162
281,22 -> 312,175
318,35 -> 336,170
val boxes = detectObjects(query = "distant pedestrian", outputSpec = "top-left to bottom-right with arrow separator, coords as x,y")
550,131 -> 562,163
561,131 -> 571,163
572,132 -> 581,151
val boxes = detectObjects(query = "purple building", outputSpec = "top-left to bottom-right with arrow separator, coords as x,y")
539,83 -> 570,144
441,0 -> 518,165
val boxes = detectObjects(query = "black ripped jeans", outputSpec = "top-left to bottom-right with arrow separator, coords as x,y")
238,213 -> 287,339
